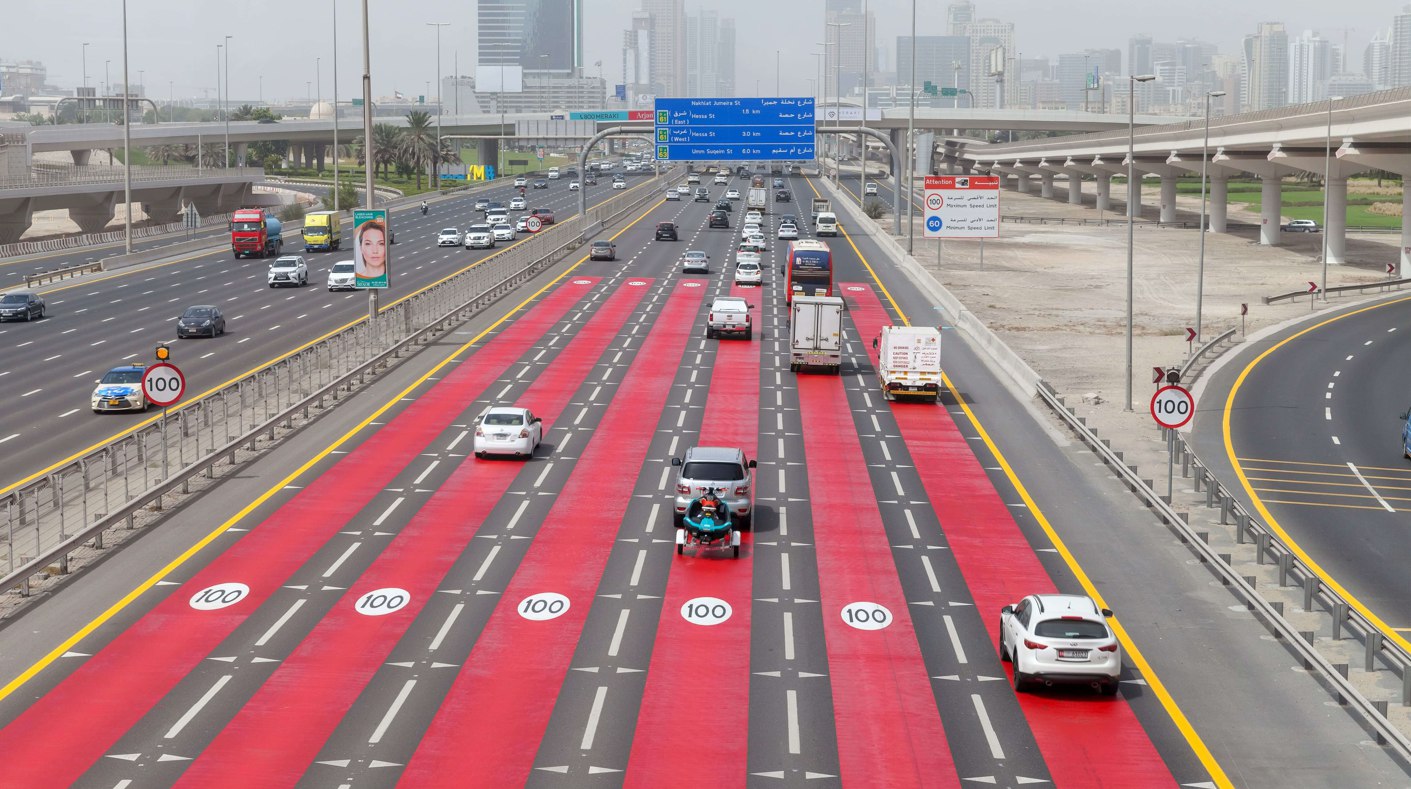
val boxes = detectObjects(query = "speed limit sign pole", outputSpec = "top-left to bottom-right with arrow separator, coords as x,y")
1151,384 -> 1195,502
144,345 -> 187,489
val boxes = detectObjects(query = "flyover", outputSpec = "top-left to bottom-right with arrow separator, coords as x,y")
942,86 -> 1411,270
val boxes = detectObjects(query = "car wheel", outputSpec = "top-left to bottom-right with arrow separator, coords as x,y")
745,328 -> 753,341
999,628 -> 1011,661
1101,680 -> 1120,697
475,452 -> 486,459
1012,653 -> 1028,691
23,310 -> 31,322
706,327 -> 715,339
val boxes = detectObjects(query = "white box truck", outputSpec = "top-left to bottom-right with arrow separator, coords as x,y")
789,295 -> 845,373
747,187 -> 769,211
876,325 -> 943,401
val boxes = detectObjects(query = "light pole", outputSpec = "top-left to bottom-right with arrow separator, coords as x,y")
316,58 -> 322,173
1194,89 -> 1225,353
105,60 -> 111,122
259,74 -> 263,105
215,43 -> 222,139
223,35 -> 231,167
906,0 -> 917,253
332,0 -> 341,211
360,0 -> 377,325
1124,73 -> 1157,412
427,22 -> 450,189
169,80 -> 174,123
81,42 -> 89,123
1321,95 -> 1342,300
775,50 -> 780,95
121,0 -> 133,253
862,1 -> 871,205
826,21 -> 850,186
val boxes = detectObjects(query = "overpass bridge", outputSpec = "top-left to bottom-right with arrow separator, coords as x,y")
939,87 -> 1411,269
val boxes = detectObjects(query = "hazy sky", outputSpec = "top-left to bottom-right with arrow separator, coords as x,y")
0,1 -> 1399,104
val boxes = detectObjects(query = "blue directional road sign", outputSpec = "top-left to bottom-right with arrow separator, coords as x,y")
654,97 -> 815,162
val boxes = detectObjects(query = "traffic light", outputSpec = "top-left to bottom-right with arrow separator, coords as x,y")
155,343 -> 171,361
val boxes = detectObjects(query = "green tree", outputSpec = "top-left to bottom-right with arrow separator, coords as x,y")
147,143 -> 184,164
323,180 -> 360,212
400,110 -> 437,189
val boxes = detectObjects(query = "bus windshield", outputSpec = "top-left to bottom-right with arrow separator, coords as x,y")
790,251 -> 830,272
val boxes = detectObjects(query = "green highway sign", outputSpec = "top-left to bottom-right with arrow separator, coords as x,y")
940,87 -> 959,97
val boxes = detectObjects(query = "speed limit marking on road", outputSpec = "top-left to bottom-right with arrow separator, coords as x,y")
1150,385 -> 1194,429
142,362 -> 185,407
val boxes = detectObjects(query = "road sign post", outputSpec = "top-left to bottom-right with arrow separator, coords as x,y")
923,175 -> 1000,240
1151,383 -> 1194,501
525,216 -> 543,234
142,360 -> 185,486
653,97 -> 816,162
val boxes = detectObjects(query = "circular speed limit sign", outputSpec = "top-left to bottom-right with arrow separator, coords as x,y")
1150,385 -> 1194,429
525,217 -> 544,233
142,362 -> 186,407
926,194 -> 943,210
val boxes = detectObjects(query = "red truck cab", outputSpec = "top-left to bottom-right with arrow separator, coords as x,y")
230,208 -> 284,259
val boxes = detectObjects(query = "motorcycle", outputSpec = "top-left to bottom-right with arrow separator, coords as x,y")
420,202 -> 428,216
676,489 -> 741,559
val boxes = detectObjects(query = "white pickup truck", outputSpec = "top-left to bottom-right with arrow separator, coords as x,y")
706,296 -> 753,340
789,295 -> 844,373
876,325 -> 942,401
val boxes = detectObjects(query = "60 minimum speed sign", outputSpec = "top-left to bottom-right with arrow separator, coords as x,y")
1150,385 -> 1194,429
141,362 -> 186,407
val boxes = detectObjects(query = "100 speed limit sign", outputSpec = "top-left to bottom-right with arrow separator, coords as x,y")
1150,385 -> 1194,429
141,362 -> 186,407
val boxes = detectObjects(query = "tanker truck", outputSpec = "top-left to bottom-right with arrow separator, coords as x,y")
231,208 -> 284,259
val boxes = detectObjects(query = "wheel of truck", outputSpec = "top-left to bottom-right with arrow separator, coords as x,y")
745,328 -> 752,340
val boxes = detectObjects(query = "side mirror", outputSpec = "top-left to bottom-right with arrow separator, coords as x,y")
532,417 -> 542,423
1000,605 -> 1014,615
748,304 -> 755,309
671,457 -> 682,467
1101,608 -> 1114,618
1401,410 -> 1409,421
747,459 -> 757,468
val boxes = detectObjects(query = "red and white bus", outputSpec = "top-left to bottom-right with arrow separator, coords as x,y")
784,239 -> 832,303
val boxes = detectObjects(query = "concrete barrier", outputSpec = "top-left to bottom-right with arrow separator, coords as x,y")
817,177 -> 1043,400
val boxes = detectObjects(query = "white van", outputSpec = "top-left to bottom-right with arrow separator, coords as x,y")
815,212 -> 839,237
547,167 -> 561,180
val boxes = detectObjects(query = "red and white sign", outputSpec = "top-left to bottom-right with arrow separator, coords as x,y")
923,175 -> 1000,239
1307,281 -> 1318,293
628,110 -> 654,121
1150,385 -> 1194,429
142,362 -> 185,407
1152,366 -> 1166,384
525,216 -> 544,233
1186,327 -> 1197,343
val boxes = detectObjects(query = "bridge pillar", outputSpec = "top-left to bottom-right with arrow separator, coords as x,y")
1326,176 -> 1348,266
0,197 -> 35,244
1016,174 -> 1031,193
1127,177 -> 1142,218
1159,175 -> 1178,223
70,149 -> 92,166
1066,175 -> 1083,205
1095,176 -> 1111,211
235,142 -> 249,167
1039,174 -> 1054,199
68,192 -> 117,234
478,139 -> 501,175
1402,187 -> 1411,277
1208,175 -> 1228,233
1260,175 -> 1282,246
142,186 -> 187,224
315,143 -> 326,173
187,184 -> 225,217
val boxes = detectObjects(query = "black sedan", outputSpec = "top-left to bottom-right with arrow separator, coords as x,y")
0,290 -> 44,321
655,222 -> 678,241
708,210 -> 730,229
775,190 -> 792,202
715,199 -> 733,212
176,305 -> 226,338
532,180 -> 549,189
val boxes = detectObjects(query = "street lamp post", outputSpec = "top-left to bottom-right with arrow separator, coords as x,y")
360,0 -> 377,325
826,21 -> 851,187
906,0 -> 917,253
169,81 -> 174,123
775,50 -> 780,95
105,60 -> 111,123
427,22 -> 449,189
332,0 -> 341,211
121,0 -> 133,253
1125,73 -> 1157,412
1194,89 -> 1225,353
81,42 -> 89,123
215,43 -> 222,147
224,35 -> 231,167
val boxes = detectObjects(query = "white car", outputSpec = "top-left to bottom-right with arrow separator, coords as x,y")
680,250 -> 710,274
665,189 -> 682,201
474,406 -> 543,459
267,255 -> 308,287
714,174 -> 728,185
744,210 -> 763,225
1000,594 -> 1121,695
741,222 -> 762,240
437,228 -> 463,247
734,260 -> 762,286
547,170 -> 561,180
864,182 -> 879,196
509,196 -> 527,210
738,240 -> 766,258
513,177 -> 527,187
736,250 -> 762,268
464,224 -> 495,249
91,364 -> 151,413
777,223 -> 799,240
725,189 -> 741,200
677,184 -> 691,194
569,181 -> 581,191
515,215 -> 531,232
486,212 -> 508,227
745,233 -> 767,248
326,259 -> 356,291
491,223 -> 515,242
474,198 -> 490,211
613,180 -> 627,190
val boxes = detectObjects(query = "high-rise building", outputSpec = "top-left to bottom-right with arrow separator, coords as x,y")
685,10 -> 735,97
957,17 -> 1015,109
1242,22 -> 1288,111
825,0 -> 861,12
947,2 -> 975,36
642,0 -> 686,96
1366,28 -> 1391,88
897,36 -> 971,101
477,0 -> 582,74
1391,5 -> 1411,86
825,4 -> 876,98
1129,35 -> 1154,76
718,18 -> 736,97
1289,30 -> 1332,104
1056,53 -> 1107,111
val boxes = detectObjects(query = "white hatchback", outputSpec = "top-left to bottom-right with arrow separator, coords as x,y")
777,223 -> 799,240
1000,594 -> 1121,695
473,406 -> 543,459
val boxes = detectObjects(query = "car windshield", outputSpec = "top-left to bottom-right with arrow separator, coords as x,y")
332,262 -> 355,273
182,307 -> 214,318
737,262 -> 759,271
273,260 -> 299,269
713,299 -> 747,310
685,252 -> 706,260
469,225 -> 491,232
440,229 -> 459,235
0,294 -> 27,304
483,413 -> 524,426
101,369 -> 143,385
1033,619 -> 1109,639
682,461 -> 744,481
593,241 -> 612,248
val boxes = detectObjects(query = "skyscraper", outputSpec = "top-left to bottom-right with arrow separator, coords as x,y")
959,18 -> 1016,109
1288,30 -> 1332,104
642,0 -> 686,96
1391,6 -> 1411,86
478,0 -> 583,74
1242,22 -> 1288,111
947,2 -> 975,36
897,36 -> 971,101
685,10 -> 736,97
825,3 -> 875,98
1129,35 -> 1153,76
1366,28 -> 1391,88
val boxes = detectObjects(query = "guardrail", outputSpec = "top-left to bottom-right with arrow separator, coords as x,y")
24,262 -> 104,287
2,165 -> 266,190
1265,276 -> 1411,305
1036,380 -> 1411,760
1001,215 -> 1261,230
0,212 -> 234,261
0,171 -> 673,600
1177,327 -> 1238,383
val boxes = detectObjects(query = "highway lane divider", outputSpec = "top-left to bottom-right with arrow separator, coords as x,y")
0,169 -> 676,607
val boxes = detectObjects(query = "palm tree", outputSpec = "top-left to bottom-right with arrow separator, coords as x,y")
372,124 -> 403,179
147,143 -> 184,165
401,110 -> 437,189
230,104 -> 257,121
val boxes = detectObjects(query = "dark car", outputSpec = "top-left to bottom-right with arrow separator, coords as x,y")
532,179 -> 549,189
708,210 -> 730,229
772,178 -> 785,188
780,214 -> 799,227
715,199 -> 733,212
529,207 -> 556,224
655,221 -> 678,241
484,201 -> 505,214
565,169 -> 578,178
775,189 -> 792,202
0,290 -> 44,321
589,240 -> 617,260
176,305 -> 226,338
584,175 -> 598,186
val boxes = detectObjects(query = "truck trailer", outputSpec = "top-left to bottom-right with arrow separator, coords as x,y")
876,325 -> 943,401
789,295 -> 845,373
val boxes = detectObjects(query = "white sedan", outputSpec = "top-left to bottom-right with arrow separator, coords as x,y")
569,181 -> 581,191
725,189 -> 741,200
436,228 -> 463,246
491,223 -> 515,242
677,184 -> 691,194
474,406 -> 543,459
741,222 -> 762,240
734,260 -> 762,286
613,180 -> 627,190
745,233 -> 767,248
777,223 -> 799,240
744,210 -> 763,225
509,196 -> 527,210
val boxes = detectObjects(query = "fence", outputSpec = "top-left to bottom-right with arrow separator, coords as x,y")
5,164 -> 265,191
0,171 -> 672,599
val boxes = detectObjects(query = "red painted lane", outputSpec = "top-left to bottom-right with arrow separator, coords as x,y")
841,282 -> 1177,788
0,280 -> 597,787
398,282 -> 705,788
796,373 -> 960,787
175,280 -> 648,787
624,283 -> 761,788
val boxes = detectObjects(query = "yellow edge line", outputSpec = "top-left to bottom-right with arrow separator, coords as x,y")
0,197 -> 664,703
832,184 -> 1232,787
0,184 -> 651,499
1225,294 -> 1411,661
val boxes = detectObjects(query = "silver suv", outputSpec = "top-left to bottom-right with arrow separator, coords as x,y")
671,446 -> 756,527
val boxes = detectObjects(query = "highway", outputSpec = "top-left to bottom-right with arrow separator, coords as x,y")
0,167 -> 1406,787
0,172 -> 654,496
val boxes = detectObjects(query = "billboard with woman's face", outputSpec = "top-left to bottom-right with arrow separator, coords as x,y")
353,209 -> 389,289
